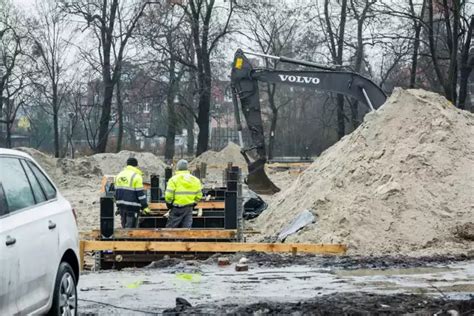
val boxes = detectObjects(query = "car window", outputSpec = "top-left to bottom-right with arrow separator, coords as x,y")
26,160 -> 56,200
21,159 -> 47,204
0,157 -> 36,212
0,183 -> 8,216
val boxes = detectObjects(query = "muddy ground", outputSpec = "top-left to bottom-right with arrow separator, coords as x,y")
163,293 -> 474,315
78,254 -> 474,315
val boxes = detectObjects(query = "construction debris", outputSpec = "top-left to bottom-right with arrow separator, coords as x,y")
235,263 -> 249,272
218,257 -> 231,266
255,89 -> 474,256
278,210 -> 315,242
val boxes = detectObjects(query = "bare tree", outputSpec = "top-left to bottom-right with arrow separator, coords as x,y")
426,0 -> 473,106
379,0 -> 473,108
139,3 -> 188,159
27,0 -> 75,157
63,0 -> 149,153
457,13 -> 473,110
176,0 -> 235,156
242,2 -> 303,159
346,0 -> 377,129
0,0 -> 27,147
322,0 -> 348,139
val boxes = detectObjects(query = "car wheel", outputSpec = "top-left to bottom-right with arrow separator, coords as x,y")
48,262 -> 77,316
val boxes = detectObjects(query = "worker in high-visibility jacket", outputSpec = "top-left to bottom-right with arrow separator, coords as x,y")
114,157 -> 150,228
165,159 -> 203,228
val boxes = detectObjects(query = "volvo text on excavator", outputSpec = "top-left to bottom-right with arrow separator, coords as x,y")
230,49 -> 387,195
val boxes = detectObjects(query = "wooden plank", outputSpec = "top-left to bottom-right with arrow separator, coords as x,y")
149,201 -> 225,210
82,241 -> 347,255
79,240 -> 85,271
267,162 -> 312,169
89,229 -> 237,240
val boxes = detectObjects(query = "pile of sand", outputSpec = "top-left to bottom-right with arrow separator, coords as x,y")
92,150 -> 166,178
255,89 -> 474,256
16,148 -> 167,231
190,142 -> 247,185
191,142 -> 246,168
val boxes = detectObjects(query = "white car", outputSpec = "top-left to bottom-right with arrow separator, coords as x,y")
0,148 -> 79,315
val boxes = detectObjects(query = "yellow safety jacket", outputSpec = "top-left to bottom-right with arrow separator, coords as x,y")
114,165 -> 148,211
165,170 -> 203,207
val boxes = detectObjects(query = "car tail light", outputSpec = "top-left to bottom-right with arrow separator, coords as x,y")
72,208 -> 78,224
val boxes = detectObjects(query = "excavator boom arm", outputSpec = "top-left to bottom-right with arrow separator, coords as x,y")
230,49 -> 387,194
252,70 -> 386,110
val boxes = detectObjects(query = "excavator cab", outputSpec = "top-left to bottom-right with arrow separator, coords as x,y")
230,49 -> 387,195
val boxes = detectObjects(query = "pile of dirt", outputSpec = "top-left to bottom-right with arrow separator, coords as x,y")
15,148 -> 167,231
255,89 -> 474,256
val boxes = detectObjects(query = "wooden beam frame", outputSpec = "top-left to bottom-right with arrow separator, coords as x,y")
79,240 -> 347,270
88,229 -> 237,240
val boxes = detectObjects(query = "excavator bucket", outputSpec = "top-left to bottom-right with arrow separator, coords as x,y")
245,158 -> 280,195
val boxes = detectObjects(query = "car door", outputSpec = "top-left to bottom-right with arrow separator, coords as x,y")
0,181 -> 20,315
0,156 -> 57,313
23,159 -> 62,303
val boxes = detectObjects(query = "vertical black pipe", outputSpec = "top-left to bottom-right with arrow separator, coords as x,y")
100,196 -> 114,238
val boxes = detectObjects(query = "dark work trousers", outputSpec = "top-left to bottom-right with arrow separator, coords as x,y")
119,207 -> 138,228
165,206 -> 193,228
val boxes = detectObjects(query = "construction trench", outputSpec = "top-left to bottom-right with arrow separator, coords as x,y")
77,165 -> 474,315
17,89 -> 474,314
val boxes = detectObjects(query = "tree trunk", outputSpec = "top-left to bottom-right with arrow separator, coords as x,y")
268,109 -> 278,160
53,109 -> 59,157
116,78 -> 123,153
326,0 -> 347,139
351,1 -> 366,130
445,0 -> 459,104
408,0 -> 425,89
410,24 -> 421,88
266,83 -> 278,160
336,94 -> 345,139
350,100 -> 358,131
52,86 -> 60,157
458,16 -> 474,110
6,120 -> 12,148
186,116 -> 194,155
195,55 -> 212,156
96,82 -> 114,153
0,99 -> 4,147
196,90 -> 210,156
427,0 -> 450,99
165,96 -> 177,160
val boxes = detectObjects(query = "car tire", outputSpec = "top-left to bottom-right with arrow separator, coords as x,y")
48,262 -> 77,316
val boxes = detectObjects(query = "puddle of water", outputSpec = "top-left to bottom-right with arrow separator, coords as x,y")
78,260 -> 474,313
336,266 -> 454,277
437,283 -> 474,292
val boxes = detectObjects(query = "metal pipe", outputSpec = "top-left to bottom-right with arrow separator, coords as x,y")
238,131 -> 243,148
242,50 -> 336,71
241,50 -> 279,60
361,87 -> 376,112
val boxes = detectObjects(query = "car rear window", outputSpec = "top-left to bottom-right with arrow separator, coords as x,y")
0,157 -> 36,212
26,160 -> 56,200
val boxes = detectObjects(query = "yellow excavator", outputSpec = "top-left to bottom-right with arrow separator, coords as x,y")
230,49 -> 387,194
